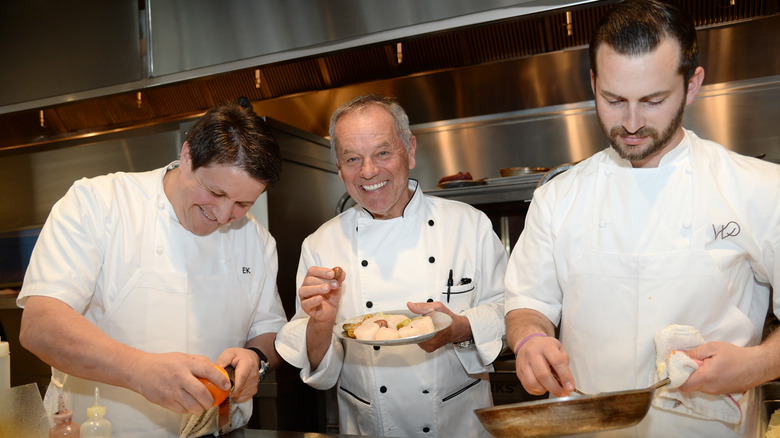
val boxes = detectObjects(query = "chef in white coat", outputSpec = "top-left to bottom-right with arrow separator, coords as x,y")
275,94 -> 506,437
18,101 -> 287,438
506,1 -> 780,436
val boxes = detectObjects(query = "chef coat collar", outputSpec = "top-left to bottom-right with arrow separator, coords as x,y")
161,161 -> 180,222
605,129 -> 691,168
356,179 -> 421,220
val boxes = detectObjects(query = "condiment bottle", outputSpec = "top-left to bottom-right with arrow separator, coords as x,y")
0,338 -> 9,390
81,386 -> 111,437
50,393 -> 80,437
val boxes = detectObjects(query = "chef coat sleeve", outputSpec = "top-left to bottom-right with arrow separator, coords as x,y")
504,185 -> 563,327
453,212 -> 507,373
274,245 -> 344,390
17,179 -> 105,312
245,227 -> 288,340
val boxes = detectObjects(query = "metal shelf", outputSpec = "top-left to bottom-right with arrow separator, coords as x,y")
423,174 -> 542,205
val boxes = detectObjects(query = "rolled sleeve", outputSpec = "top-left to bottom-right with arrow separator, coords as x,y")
275,316 -> 344,390
504,187 -> 563,327
456,302 -> 504,373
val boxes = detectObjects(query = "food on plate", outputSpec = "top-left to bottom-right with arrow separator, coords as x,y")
375,327 -> 401,340
438,172 -> 473,184
343,312 -> 435,341
198,364 -> 230,407
767,408 -> 780,438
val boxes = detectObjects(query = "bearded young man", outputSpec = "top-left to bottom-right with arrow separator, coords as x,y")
504,1 -> 780,436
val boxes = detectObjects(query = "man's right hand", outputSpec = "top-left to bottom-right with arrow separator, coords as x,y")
299,266 -> 345,323
300,266 -> 346,370
129,352 -> 231,415
514,334 -> 576,397
506,308 -> 576,398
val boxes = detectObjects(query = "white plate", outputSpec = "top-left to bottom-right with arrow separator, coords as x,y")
334,309 -> 453,346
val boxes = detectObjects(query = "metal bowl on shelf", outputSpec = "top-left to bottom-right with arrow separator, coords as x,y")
499,167 -> 550,177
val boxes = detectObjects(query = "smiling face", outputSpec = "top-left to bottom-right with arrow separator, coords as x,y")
591,38 -> 704,168
335,105 -> 416,219
166,142 -> 266,236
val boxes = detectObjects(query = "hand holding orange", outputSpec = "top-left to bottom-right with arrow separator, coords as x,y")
197,364 -> 230,407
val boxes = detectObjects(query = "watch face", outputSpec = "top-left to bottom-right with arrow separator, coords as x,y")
259,360 -> 269,382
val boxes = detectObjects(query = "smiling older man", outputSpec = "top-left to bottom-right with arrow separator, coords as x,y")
275,94 -> 507,437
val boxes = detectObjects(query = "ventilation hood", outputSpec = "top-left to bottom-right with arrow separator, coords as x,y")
0,0 -> 777,153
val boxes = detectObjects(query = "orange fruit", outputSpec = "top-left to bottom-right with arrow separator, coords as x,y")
198,364 -> 230,407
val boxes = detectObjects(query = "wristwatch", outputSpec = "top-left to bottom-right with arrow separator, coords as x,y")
454,338 -> 475,349
246,347 -> 270,382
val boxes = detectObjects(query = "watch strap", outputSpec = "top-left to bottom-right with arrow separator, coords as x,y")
246,347 -> 270,382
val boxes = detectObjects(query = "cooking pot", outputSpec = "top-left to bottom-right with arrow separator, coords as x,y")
475,378 -> 670,437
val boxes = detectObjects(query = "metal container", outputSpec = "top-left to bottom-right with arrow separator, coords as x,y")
475,379 -> 669,438
499,167 -> 550,177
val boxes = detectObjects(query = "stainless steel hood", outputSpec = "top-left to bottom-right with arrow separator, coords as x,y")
0,0 -> 777,152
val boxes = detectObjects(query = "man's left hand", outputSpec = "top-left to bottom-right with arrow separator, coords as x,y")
215,348 -> 261,403
406,301 -> 472,353
678,341 -> 765,395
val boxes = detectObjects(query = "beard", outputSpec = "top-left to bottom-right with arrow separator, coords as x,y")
598,97 -> 686,162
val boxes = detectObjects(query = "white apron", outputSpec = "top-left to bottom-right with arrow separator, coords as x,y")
44,188 -> 251,438
560,146 -> 754,437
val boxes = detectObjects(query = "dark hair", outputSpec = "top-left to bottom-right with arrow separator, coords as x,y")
328,94 -> 413,162
185,101 -> 282,189
589,0 -> 699,86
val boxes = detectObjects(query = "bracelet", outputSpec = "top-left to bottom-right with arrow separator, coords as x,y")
514,333 -> 547,357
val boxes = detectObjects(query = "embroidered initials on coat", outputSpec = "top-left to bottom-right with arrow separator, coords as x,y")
712,221 -> 740,240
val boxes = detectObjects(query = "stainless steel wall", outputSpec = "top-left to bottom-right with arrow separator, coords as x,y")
0,129 -> 181,230
409,75 -> 780,190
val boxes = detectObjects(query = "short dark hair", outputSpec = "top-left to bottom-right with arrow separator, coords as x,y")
185,101 -> 282,189
589,0 -> 699,86
328,94 -> 413,163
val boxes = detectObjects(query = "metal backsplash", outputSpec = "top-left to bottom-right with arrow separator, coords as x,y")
409,75 -> 780,190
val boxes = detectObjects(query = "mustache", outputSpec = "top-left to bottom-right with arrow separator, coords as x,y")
609,126 -> 657,138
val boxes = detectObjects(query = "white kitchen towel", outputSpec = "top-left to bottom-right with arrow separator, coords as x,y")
180,399 -> 252,437
653,324 -> 743,425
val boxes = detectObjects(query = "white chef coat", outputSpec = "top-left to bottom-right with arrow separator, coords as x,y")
275,180 -> 506,437
18,163 -> 287,438
505,130 -> 780,437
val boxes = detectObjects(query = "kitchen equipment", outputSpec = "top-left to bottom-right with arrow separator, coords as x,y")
475,378 -> 670,438
437,179 -> 487,189
537,162 -> 577,188
499,167 -> 550,177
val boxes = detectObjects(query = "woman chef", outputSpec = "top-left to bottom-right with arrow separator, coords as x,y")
505,1 -> 780,437
18,102 -> 287,438
275,94 -> 507,437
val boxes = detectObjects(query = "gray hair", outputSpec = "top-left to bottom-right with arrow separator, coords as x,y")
328,94 -> 413,163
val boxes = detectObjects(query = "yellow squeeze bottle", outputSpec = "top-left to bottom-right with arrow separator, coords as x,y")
81,387 -> 111,437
